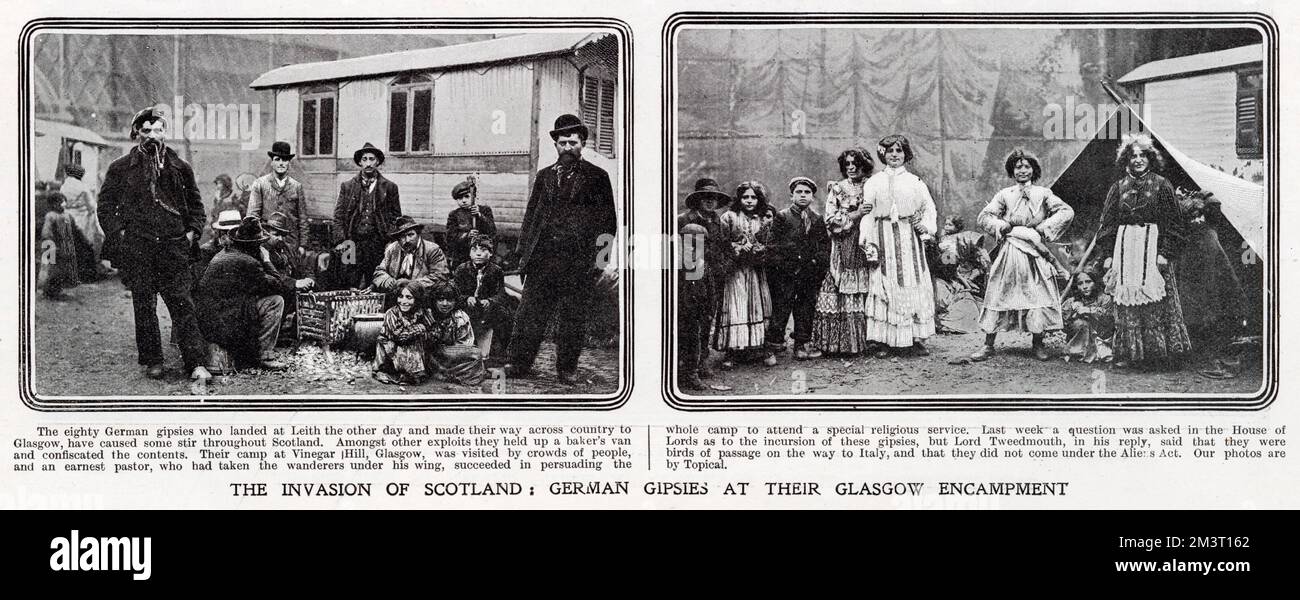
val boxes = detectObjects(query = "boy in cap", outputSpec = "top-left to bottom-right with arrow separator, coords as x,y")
765,176 -> 830,360
444,178 -> 497,269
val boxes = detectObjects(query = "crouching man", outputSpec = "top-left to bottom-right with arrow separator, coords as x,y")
195,216 -> 295,370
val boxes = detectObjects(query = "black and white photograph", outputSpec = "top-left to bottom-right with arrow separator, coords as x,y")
664,16 -> 1275,408
22,21 -> 631,407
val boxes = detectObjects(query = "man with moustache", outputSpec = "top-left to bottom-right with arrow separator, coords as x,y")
504,114 -> 617,385
333,142 -> 401,288
372,215 -> 450,307
98,107 -> 210,382
248,141 -> 309,255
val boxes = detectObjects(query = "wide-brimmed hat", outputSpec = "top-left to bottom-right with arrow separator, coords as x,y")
353,142 -> 385,166
213,209 -> 243,231
264,211 -> 292,234
129,107 -> 168,139
549,114 -> 589,140
231,216 -> 268,244
388,215 -> 424,238
684,178 -> 732,210
268,141 -> 295,160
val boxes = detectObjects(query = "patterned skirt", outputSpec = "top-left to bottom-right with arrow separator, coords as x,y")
712,265 -> 771,351
374,339 -> 431,380
1113,269 -> 1192,361
862,219 -> 936,347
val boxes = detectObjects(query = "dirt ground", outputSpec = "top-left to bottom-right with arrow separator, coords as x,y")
32,278 -> 620,398
691,330 -> 1264,397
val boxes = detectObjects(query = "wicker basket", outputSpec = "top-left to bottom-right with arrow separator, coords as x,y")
296,290 -> 385,346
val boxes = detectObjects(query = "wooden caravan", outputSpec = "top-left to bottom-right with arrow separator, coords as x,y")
249,32 -> 620,248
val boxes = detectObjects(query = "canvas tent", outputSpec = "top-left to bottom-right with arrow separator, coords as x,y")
1047,102 -> 1265,260
1047,101 -> 1265,332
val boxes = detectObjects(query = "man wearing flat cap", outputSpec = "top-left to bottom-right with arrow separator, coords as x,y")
504,114 -> 617,385
372,215 -> 449,306
333,142 -> 401,288
98,106 -> 210,382
248,141 -> 308,255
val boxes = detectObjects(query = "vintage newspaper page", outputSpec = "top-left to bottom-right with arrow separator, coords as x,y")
0,0 -> 1296,512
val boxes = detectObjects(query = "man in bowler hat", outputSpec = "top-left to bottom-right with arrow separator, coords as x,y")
248,141 -> 309,255
504,114 -> 617,385
332,142 -> 401,287
98,107 -> 210,382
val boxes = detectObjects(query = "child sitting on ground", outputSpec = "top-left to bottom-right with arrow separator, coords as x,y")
373,280 -> 435,385
1061,269 -> 1115,363
453,234 -> 512,361
426,280 -> 486,386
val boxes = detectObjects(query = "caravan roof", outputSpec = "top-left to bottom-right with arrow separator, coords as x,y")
1118,44 -> 1263,85
33,118 -> 109,146
249,32 -> 608,90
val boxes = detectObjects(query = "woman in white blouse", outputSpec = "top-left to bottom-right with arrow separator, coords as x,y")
858,135 -> 938,358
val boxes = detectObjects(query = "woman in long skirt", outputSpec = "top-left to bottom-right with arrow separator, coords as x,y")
971,149 -> 1074,361
858,135 -> 938,357
712,181 -> 776,368
1098,134 -> 1191,368
811,148 -> 879,356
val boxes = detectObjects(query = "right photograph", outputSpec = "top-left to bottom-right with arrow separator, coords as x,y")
663,15 -> 1276,409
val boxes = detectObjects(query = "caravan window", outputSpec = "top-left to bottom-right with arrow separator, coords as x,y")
1235,69 -> 1263,159
580,65 -> 616,158
389,74 -> 434,154
300,86 -> 337,157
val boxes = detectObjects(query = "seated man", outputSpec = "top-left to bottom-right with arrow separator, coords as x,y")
372,215 -> 449,306
192,209 -> 242,295
263,211 -> 316,339
195,216 -> 295,370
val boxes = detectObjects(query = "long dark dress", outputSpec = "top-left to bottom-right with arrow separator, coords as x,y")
1175,193 -> 1246,343
41,210 -> 80,295
1098,171 -> 1191,361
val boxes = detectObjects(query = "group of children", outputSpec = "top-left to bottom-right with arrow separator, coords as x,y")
372,180 -> 511,387
678,135 -> 1238,390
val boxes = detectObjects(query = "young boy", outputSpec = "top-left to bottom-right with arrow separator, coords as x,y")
677,222 -> 714,390
453,234 -> 512,361
765,176 -> 830,360
444,178 -> 497,269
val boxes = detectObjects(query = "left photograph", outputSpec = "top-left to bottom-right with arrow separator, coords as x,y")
21,21 -> 632,408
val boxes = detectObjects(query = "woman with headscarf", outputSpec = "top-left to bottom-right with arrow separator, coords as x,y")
810,148 -> 878,356
858,135 -> 938,357
1097,134 -> 1191,368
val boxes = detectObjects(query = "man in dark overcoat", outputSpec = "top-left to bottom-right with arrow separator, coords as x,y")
504,114 -> 617,385
195,217 -> 294,369
98,107 -> 210,381
332,142 -> 401,288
